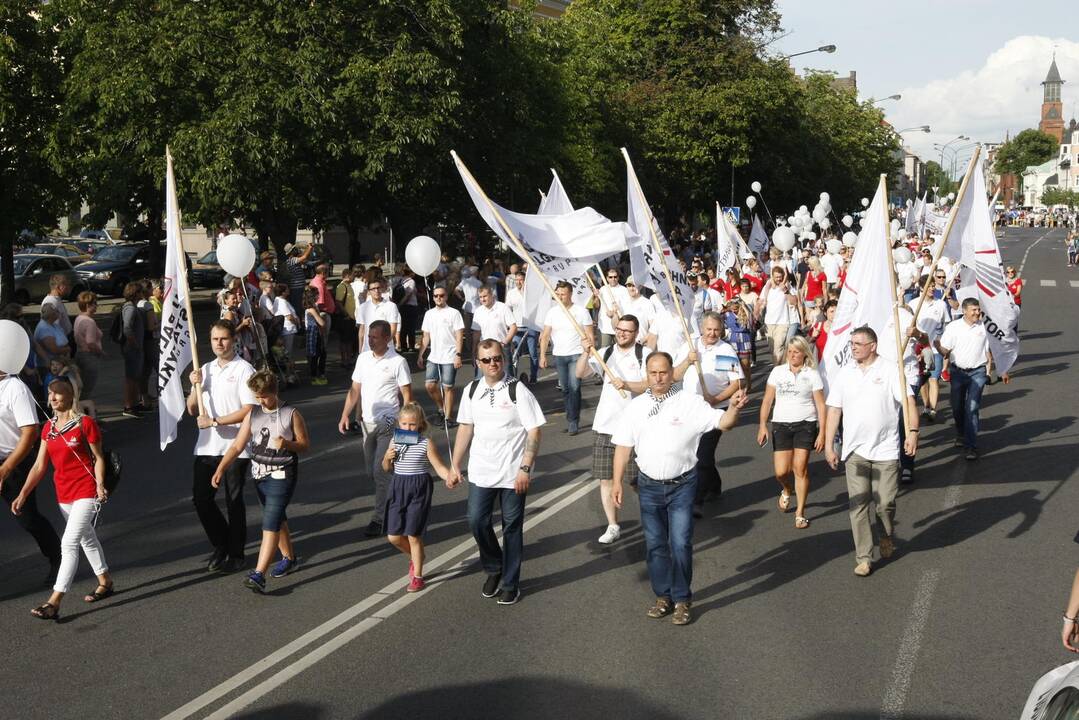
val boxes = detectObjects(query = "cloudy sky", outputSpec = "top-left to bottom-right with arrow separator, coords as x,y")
772,0 -> 1079,174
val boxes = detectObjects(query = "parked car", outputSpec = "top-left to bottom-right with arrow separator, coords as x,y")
2,254 -> 86,305
74,243 -> 161,297
69,238 -> 113,255
79,228 -> 118,243
18,242 -> 92,265
189,250 -> 228,289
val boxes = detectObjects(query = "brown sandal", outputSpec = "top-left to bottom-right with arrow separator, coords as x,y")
646,597 -> 672,618
84,583 -> 114,603
31,602 -> 60,620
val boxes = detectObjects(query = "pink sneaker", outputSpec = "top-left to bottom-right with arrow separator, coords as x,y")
407,576 -> 426,593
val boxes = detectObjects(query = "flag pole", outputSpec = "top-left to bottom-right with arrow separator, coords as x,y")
880,174 -> 910,436
166,148 -> 205,417
622,149 -> 703,377
907,148 -> 981,331
451,151 -> 627,397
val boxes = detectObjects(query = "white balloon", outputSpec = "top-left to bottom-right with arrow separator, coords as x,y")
799,205 -> 808,214
826,239 -> 842,255
802,231 -> 817,241
821,202 -> 832,215
820,192 -> 830,203
0,320 -> 30,375
746,196 -> 757,209
842,214 -> 854,228
861,198 -> 870,207
217,234 -> 257,278
890,218 -> 902,236
892,247 -> 913,264
819,217 -> 831,230
772,226 -> 797,252
405,235 -> 441,276
947,192 -> 955,200
812,207 -> 827,223
842,231 -> 858,247
751,181 -> 762,193
906,199 -> 913,207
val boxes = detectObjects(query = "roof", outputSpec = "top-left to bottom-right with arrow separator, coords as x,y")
1043,59 -> 1064,85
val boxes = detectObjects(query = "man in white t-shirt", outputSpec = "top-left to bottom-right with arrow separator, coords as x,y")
824,326 -> 918,577
506,271 -> 539,384
673,312 -> 744,510
688,274 -> 713,338
611,352 -> 747,626
575,316 -> 651,544
355,279 -> 401,353
418,288 -> 464,428
935,298 -> 1010,460
471,286 -> 517,371
0,372 -> 61,579
450,339 -> 545,606
339,320 -> 413,536
539,280 -> 594,435
917,270 -> 959,423
41,274 -> 73,340
624,280 -> 655,344
454,268 -> 482,335
596,269 -> 631,347
821,251 -> 844,288
648,294 -> 689,356
186,320 -> 258,572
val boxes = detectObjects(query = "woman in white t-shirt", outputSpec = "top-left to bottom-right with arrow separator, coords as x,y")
756,336 -> 825,529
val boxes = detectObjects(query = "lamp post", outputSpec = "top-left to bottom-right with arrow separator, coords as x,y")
898,125 -> 931,134
950,142 -> 979,180
782,44 -> 836,60
867,94 -> 902,105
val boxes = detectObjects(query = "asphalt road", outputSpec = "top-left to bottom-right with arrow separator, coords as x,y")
0,226 -> 1074,720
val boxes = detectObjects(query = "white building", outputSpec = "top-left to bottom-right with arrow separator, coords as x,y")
1022,125 -> 1079,208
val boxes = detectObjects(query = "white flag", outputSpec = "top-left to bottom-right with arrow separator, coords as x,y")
943,157 -> 1020,373
715,202 -> 737,273
158,151 -> 194,450
538,169 -> 574,216
623,149 -> 694,318
523,172 -> 590,331
819,180 -> 895,390
748,215 -> 769,255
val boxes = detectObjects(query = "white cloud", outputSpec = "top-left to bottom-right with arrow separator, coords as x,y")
887,36 -> 1079,167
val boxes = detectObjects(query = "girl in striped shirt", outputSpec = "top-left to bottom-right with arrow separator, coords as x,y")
381,403 -> 452,592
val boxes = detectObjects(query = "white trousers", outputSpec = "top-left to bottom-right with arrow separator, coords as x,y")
54,498 -> 109,593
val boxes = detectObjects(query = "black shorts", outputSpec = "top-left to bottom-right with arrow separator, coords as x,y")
771,420 -> 818,451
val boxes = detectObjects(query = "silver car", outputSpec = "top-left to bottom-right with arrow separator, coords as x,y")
2,253 -> 85,305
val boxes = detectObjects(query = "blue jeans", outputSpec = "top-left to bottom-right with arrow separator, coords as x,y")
467,484 -> 526,592
511,329 -> 539,383
637,471 -> 698,603
950,365 -> 987,448
554,353 -> 582,430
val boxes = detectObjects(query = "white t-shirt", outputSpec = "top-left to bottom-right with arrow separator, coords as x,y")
826,357 -> 912,462
356,299 -> 402,352
821,253 -> 844,283
878,307 -> 919,387
938,318 -> 989,369
767,364 -> 824,423
675,339 -> 744,406
350,349 -> 411,422
196,356 -> 258,457
917,297 -> 950,345
350,278 -> 367,303
456,379 -> 545,489
505,287 -> 526,326
611,390 -> 724,479
471,301 -> 516,342
626,295 -> 655,343
399,277 -> 418,306
689,289 -> 712,336
272,297 -> 298,335
651,306 -> 688,355
597,284 -> 631,335
41,294 -> 72,335
763,286 -> 797,325
543,303 -> 592,356
0,376 -> 38,457
586,344 -> 651,435
421,306 -> 464,365
456,277 -> 482,313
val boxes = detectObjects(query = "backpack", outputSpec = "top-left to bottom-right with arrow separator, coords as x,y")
467,378 -> 518,404
391,281 -> 406,305
109,304 -> 126,344
602,343 -> 644,366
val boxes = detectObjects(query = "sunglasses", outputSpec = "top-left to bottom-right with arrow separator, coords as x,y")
433,293 -> 447,298
478,356 -> 503,365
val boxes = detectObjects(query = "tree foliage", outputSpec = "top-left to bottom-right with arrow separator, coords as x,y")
993,129 -> 1058,178
1042,187 -> 1079,209
923,161 -> 957,198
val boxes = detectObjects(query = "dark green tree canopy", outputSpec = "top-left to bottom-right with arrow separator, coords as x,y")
993,129 -> 1058,178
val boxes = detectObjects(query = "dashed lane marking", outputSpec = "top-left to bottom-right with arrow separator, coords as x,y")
1041,280 -> 1057,287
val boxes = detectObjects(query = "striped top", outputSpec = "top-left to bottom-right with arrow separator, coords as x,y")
393,438 -> 430,475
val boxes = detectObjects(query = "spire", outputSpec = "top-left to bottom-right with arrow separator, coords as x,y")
1044,58 -> 1063,86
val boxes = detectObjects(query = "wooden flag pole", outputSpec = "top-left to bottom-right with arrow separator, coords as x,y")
451,151 -> 627,397
907,147 -> 981,332
879,174 -> 910,436
166,148 -> 205,417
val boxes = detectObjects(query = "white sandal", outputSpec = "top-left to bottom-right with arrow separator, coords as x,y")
795,516 -> 810,529
778,491 -> 791,512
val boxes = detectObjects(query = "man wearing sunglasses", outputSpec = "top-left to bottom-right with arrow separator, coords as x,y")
596,269 -> 630,348
355,280 -> 400,354
419,287 -> 464,427
450,339 -> 545,605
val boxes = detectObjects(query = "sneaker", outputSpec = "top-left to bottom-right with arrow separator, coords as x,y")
207,548 -> 227,573
222,557 -> 246,574
646,597 -> 673,618
940,369 -> 950,382
431,411 -> 446,426
672,602 -> 692,626
927,409 -> 937,423
121,407 -> 140,419
363,520 -> 383,538
598,524 -> 621,544
481,573 -> 502,598
407,576 -> 426,593
953,437 -> 965,448
854,562 -> 872,577
879,535 -> 895,559
270,556 -> 297,578
965,448 -> 979,461
244,570 -> 266,593
496,588 -> 521,605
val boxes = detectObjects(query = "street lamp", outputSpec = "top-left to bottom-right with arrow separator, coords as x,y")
949,141 -> 980,179
936,135 -> 969,177
783,44 -> 837,60
868,94 -> 902,105
898,125 -> 931,133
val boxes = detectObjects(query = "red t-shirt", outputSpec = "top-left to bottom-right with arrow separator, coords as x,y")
42,416 -> 100,504
1007,278 -> 1023,306
744,272 -> 766,294
709,278 -> 726,293
813,322 -> 828,358
836,268 -> 847,290
805,272 -> 826,302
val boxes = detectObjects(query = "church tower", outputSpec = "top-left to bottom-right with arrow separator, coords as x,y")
1040,57 -> 1065,143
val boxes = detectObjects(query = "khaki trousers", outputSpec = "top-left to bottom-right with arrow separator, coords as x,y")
845,453 -> 899,564
766,323 -> 789,363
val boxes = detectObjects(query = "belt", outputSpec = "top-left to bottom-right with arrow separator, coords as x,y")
953,365 -> 984,373
639,470 -> 696,485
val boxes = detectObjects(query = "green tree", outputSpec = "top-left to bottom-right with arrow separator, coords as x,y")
923,161 -> 957,198
0,4 -> 71,305
1042,186 -> 1079,208
993,129 -> 1058,191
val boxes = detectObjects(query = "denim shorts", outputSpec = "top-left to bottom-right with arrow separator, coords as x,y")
254,466 -> 297,531
424,361 -> 457,387
928,352 -> 944,380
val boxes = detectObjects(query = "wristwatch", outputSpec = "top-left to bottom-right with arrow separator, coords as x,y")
519,464 -> 532,474
211,418 -> 219,428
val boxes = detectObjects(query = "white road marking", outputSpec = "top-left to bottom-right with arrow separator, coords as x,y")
1070,281 -> 1079,288
165,471 -> 597,720
1017,231 -> 1050,276
879,569 -> 942,719
1041,280 -> 1057,287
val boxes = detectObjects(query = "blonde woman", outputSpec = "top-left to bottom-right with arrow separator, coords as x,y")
756,336 -> 826,529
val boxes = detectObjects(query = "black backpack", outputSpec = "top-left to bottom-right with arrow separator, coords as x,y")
108,304 -> 126,344
467,378 -> 519,404
602,343 -> 644,365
